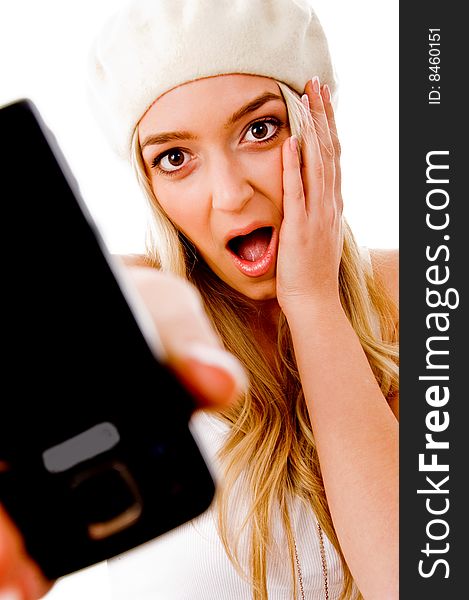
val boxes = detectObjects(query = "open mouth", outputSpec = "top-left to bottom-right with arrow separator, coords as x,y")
226,226 -> 277,278
227,226 -> 273,262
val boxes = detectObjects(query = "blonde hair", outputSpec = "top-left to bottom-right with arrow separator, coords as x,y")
131,81 -> 398,600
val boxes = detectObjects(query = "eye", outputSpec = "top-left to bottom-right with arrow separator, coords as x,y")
152,148 -> 192,173
243,119 -> 280,143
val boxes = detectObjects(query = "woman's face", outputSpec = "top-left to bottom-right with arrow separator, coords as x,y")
138,74 -> 290,300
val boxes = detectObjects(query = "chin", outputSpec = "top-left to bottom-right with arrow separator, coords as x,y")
236,279 -> 278,302
207,261 -> 278,302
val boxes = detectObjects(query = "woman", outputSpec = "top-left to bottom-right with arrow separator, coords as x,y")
88,1 -> 399,598
0,1 -> 398,599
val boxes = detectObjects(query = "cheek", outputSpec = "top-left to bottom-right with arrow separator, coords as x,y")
150,179 -> 208,241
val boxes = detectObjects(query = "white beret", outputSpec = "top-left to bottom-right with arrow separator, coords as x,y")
87,0 -> 337,159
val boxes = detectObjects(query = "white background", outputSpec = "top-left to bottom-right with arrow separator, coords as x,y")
0,1 -> 398,597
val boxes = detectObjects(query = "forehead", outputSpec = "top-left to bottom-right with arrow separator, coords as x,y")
138,74 -> 283,138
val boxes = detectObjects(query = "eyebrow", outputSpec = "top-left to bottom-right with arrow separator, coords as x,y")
140,130 -> 196,150
224,92 -> 284,128
140,91 -> 284,150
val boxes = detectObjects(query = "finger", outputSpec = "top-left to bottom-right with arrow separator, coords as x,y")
172,347 -> 247,410
281,136 -> 307,224
304,77 -> 335,160
302,77 -> 335,208
0,504 -> 23,583
125,268 -> 248,409
17,559 -> 54,600
299,93 -> 325,211
0,505 -> 53,600
320,84 -> 341,158
321,84 -> 343,211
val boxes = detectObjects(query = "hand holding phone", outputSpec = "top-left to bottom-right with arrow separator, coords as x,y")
0,99 -> 246,595
0,268 -> 244,599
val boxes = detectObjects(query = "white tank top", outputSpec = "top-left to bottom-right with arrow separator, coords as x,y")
107,248 -> 377,599
108,412 -> 344,599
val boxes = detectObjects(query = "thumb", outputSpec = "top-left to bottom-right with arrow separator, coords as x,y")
170,343 -> 248,409
0,503 -> 54,600
125,267 -> 248,409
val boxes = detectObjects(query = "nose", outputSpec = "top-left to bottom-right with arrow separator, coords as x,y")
210,155 -> 254,212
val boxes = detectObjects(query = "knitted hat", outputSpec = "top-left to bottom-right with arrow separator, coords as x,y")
87,0 -> 337,159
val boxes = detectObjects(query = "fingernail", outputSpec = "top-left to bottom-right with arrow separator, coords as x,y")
301,93 -> 310,109
311,75 -> 320,95
289,136 -> 297,152
183,343 -> 248,393
0,589 -> 22,600
322,84 -> 331,103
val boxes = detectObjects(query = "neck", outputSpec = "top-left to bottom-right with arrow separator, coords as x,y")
246,297 -> 282,358
254,298 -> 281,329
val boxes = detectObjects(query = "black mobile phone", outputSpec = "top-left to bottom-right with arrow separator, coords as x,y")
0,99 -> 215,581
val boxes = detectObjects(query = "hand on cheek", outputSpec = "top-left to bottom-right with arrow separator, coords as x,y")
276,77 -> 344,317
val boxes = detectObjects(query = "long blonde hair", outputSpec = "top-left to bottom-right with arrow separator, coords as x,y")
131,81 -> 398,600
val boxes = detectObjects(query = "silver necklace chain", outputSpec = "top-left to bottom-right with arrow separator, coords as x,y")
294,521 -> 329,600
